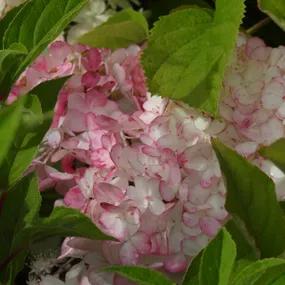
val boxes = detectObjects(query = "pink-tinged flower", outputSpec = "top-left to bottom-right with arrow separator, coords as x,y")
99,202 -> 141,240
127,177 -> 166,215
30,41 -> 226,281
24,34 -> 285,284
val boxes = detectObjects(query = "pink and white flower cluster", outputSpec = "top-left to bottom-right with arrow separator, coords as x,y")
24,43 -> 227,284
215,35 -> 285,199
19,35 -> 285,284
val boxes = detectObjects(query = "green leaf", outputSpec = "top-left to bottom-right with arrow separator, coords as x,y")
231,258 -> 285,285
199,229 -> 236,285
182,252 -> 202,285
0,174 -> 40,283
259,138 -> 285,173
31,207 -> 113,241
226,216 -> 259,260
7,77 -> 68,187
1,0 -> 87,98
271,274 -> 285,285
79,8 -> 148,49
212,139 -> 285,258
146,0 -> 212,26
258,0 -> 285,31
0,3 -> 26,47
0,46 -> 27,97
0,206 -> 113,282
32,76 -> 69,114
0,95 -> 27,168
142,0 -> 245,116
230,259 -> 255,283
105,265 -> 175,285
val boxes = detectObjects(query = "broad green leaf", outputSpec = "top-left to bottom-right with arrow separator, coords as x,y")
0,95 -> 27,167
259,138 -> 285,173
0,3 -> 26,47
39,189 -> 62,217
7,77 -> 68,187
109,0 -> 141,9
105,265 -> 175,285
182,252 -> 202,285
230,259 -> 254,283
146,0 -> 211,25
232,258 -> 285,285
258,0 -> 285,31
7,120 -> 49,188
142,0 -> 245,116
0,46 -> 27,97
199,229 -> 236,285
212,139 -> 285,257
271,274 -> 285,285
79,8 -> 148,49
32,76 -> 69,114
31,207 -> 113,241
226,216 -> 259,260
1,206 -> 113,282
1,0 -> 87,98
0,174 -> 40,282
21,95 -> 43,133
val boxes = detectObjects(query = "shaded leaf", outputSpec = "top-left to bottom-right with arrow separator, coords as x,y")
0,95 -> 27,167
226,216 -> 259,260
0,3 -> 26,47
79,8 -> 148,49
232,258 -> 285,285
199,229 -> 236,285
1,0 -> 87,97
271,274 -> 285,285
258,0 -> 285,31
32,76 -> 69,114
0,46 -> 27,99
7,77 -> 68,187
0,174 -> 40,282
105,265 -> 175,285
259,138 -> 285,173
182,252 -> 202,285
212,139 -> 285,257
31,207 -> 113,241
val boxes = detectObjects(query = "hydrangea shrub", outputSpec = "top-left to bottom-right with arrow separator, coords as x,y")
1,0 -> 285,285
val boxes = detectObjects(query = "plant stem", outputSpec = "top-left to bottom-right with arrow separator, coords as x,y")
246,17 -> 271,35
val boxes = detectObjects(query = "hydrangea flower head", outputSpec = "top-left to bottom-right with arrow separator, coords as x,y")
19,35 -> 285,285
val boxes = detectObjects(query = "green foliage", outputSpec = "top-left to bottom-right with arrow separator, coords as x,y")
79,8 -> 149,49
0,3 -> 26,44
0,176 -> 112,283
182,252 -> 202,284
0,77 -> 69,189
0,45 -> 27,94
271,274 -> 285,285
212,139 -> 285,258
199,229 -> 236,285
32,76 -> 70,114
0,174 -> 40,283
231,258 -> 285,285
142,0 -> 245,116
0,96 -> 27,168
226,216 -> 259,260
145,0 -> 211,25
0,0 -> 87,98
105,265 -> 175,285
30,207 -> 113,241
259,138 -> 285,173
258,0 -> 285,31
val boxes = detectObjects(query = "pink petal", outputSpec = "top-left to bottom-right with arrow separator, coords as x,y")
64,186 -> 86,209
